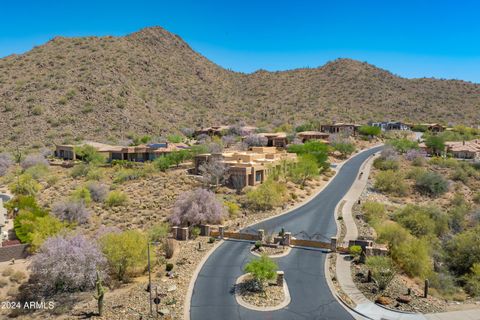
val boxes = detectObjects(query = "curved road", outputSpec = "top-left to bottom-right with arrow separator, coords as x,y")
191,146 -> 382,320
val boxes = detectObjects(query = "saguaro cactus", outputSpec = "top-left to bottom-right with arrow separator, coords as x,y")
93,271 -> 105,316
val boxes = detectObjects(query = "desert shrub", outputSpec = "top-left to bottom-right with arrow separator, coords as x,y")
70,186 -> 92,205
21,154 -> 49,170
170,188 -> 225,226
405,148 -> 426,163
24,163 -> 50,180
71,163 -> 91,178
191,226 -> 201,239
85,166 -> 103,180
87,182 -> 108,202
393,237 -> 432,278
9,271 -> 26,284
168,150 -> 191,167
349,245 -> 362,260
28,214 -> 70,251
394,204 -> 448,237
446,226 -> 480,275
148,222 -> 170,243
114,168 -> 148,183
429,157 -> 459,168
415,171 -> 448,197
388,139 -> 418,154
30,234 -> 106,296
181,127 -> 195,138
246,179 -> 288,211
154,156 -> 174,172
166,263 -> 174,272
105,191 -> 128,207
289,154 -> 319,185
99,230 -> 150,281
243,134 -> 268,147
288,140 -> 329,169
222,135 -> 237,147
361,201 -> 386,226
366,256 -> 396,291
379,145 -> 399,161
167,134 -> 183,143
376,222 -> 411,249
331,141 -> 356,158
358,125 -> 381,137
405,167 -> 427,180
373,158 -> 399,170
244,254 -> 278,291
224,201 -> 240,218
473,192 -> 480,204
0,152 -> 13,176
74,145 -> 105,164
9,173 -> 41,196
52,200 -> 90,224
374,170 -> 407,196
165,238 -> 177,259
463,263 -> 480,297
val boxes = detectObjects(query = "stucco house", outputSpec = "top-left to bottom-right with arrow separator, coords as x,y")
320,123 -> 360,136
370,121 -> 410,131
296,131 -> 330,143
193,147 -> 297,188
257,132 -> 288,148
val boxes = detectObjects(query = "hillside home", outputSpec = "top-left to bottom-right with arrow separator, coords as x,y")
257,132 -> 288,148
55,141 -> 189,162
423,123 -> 446,133
193,147 -> 297,188
370,121 -> 410,131
296,131 -> 330,143
445,140 -> 480,159
320,123 -> 360,136
194,125 -> 257,137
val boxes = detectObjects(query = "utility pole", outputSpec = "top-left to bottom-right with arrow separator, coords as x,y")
148,241 -> 152,315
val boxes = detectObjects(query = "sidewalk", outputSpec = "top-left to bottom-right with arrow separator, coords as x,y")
335,151 -> 480,320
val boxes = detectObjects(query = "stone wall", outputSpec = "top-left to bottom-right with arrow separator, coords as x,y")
0,244 -> 29,262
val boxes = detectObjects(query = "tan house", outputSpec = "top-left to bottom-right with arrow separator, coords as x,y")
445,140 -> 480,159
297,131 -> 330,143
193,147 -> 297,188
194,125 -> 257,137
55,141 -> 189,162
320,123 -> 360,136
257,132 -> 288,148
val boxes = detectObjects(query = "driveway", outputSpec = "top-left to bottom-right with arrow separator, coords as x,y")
190,146 -> 382,320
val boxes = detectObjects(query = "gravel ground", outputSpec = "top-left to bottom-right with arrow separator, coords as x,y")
236,277 -> 285,308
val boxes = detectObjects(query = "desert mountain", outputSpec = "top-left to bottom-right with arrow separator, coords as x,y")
0,26 -> 479,148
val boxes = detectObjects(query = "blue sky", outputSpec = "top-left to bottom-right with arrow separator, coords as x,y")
1,0 -> 479,82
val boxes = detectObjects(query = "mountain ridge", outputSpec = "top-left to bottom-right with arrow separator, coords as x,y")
0,26 -> 479,149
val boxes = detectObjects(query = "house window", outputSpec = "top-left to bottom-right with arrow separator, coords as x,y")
255,171 -> 262,182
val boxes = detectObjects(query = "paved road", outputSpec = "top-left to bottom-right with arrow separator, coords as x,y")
190,146 -> 382,320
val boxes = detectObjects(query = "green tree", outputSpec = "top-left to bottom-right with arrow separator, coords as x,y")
446,226 -> 480,275
154,156 -> 173,172
287,141 -> 329,169
29,215 -> 69,251
246,179 -> 287,210
366,256 -> 396,291
463,263 -> 480,297
359,125 -> 381,137
74,145 -> 105,164
289,154 -> 319,186
425,135 -> 445,156
388,138 -> 419,154
244,254 -> 278,291
99,230 -> 151,281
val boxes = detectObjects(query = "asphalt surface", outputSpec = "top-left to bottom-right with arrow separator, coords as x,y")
190,146 -> 382,320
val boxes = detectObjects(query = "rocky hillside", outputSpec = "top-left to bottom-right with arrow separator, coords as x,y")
0,26 -> 479,148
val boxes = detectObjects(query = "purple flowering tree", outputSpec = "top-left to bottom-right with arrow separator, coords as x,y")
29,234 -> 107,296
244,134 -> 268,147
170,188 -> 225,226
